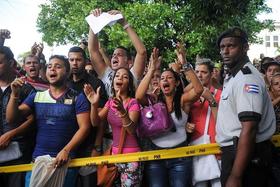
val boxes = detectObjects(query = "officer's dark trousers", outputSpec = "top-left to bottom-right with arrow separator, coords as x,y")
220,140 -> 273,187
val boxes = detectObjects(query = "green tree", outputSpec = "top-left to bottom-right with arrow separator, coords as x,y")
37,0 -> 273,64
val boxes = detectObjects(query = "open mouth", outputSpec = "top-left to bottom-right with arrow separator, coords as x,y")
223,57 -> 230,62
152,82 -> 159,87
49,74 -> 57,79
29,68 -> 36,73
112,60 -> 119,65
71,68 -> 78,73
162,83 -> 170,91
115,82 -> 123,87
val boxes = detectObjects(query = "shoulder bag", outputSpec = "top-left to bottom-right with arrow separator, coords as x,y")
190,90 -> 221,185
137,98 -> 173,138
97,127 -> 126,187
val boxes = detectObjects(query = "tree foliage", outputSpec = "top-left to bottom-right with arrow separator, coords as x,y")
37,0 -> 273,63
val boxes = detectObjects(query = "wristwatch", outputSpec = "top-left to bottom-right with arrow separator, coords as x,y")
93,145 -> 102,153
209,99 -> 217,107
182,63 -> 193,72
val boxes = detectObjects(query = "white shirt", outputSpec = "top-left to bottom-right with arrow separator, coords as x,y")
152,109 -> 188,148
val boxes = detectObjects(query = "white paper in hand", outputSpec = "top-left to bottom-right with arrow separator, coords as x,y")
86,13 -> 123,34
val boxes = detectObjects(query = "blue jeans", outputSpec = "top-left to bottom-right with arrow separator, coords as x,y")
146,157 -> 192,187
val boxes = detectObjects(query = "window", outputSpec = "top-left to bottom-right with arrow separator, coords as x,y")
273,35 -> 279,47
265,36 -> 270,47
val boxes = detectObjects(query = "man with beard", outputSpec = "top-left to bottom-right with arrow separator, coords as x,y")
7,55 -> 91,187
68,46 -> 107,187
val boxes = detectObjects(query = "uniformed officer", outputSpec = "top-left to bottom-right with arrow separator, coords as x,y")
215,27 -> 276,187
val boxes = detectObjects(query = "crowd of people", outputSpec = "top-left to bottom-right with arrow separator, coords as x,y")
0,8 -> 279,187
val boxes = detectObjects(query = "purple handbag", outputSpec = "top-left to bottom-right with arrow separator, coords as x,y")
137,98 -> 174,138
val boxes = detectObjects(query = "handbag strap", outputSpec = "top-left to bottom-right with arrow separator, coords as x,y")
117,98 -> 131,154
147,95 -> 153,106
203,106 -> 211,135
203,89 -> 217,135
117,127 -> 127,154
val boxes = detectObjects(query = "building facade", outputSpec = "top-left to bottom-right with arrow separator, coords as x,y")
248,22 -> 280,61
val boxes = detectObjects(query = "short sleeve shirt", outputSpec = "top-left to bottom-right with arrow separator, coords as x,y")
68,73 -> 108,155
105,98 -> 140,148
24,88 -> 90,158
216,62 -> 276,146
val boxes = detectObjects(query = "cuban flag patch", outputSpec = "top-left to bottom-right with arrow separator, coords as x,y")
244,84 -> 259,94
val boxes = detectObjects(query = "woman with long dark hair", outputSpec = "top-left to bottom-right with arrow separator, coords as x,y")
135,46 -> 203,187
84,67 -> 142,186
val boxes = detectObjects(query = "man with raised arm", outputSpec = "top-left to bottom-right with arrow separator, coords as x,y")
88,8 -> 147,96
7,55 -> 91,187
22,43 -> 49,91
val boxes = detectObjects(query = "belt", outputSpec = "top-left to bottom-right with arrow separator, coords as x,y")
221,139 -> 271,152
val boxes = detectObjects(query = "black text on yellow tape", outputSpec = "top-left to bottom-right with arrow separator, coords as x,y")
0,143 -> 220,173
1,134 -> 280,174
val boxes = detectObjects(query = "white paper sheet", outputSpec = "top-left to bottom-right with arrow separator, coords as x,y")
85,13 -> 123,34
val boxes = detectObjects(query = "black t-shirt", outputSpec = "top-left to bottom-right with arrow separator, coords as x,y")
68,72 -> 108,156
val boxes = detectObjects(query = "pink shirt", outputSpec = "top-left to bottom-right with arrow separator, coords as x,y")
105,98 -> 140,153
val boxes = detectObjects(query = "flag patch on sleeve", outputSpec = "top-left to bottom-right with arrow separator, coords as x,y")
244,84 -> 259,94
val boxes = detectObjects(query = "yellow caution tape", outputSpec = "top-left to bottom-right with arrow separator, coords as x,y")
1,134 -> 280,173
0,143 -> 220,173
271,134 -> 280,147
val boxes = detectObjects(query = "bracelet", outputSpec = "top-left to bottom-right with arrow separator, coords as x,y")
11,95 -> 20,102
11,95 -> 19,99
119,110 -> 128,118
122,120 -> 133,128
123,23 -> 130,30
93,145 -> 102,153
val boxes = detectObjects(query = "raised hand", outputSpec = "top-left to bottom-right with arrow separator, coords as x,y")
108,10 -> 126,25
107,10 -> 122,15
0,29 -> 11,39
31,42 -> 37,55
36,43 -> 44,56
84,84 -> 101,106
175,42 -> 187,65
91,8 -> 102,17
11,77 -> 26,98
112,90 -> 126,117
169,59 -> 182,73
148,47 -> 159,71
